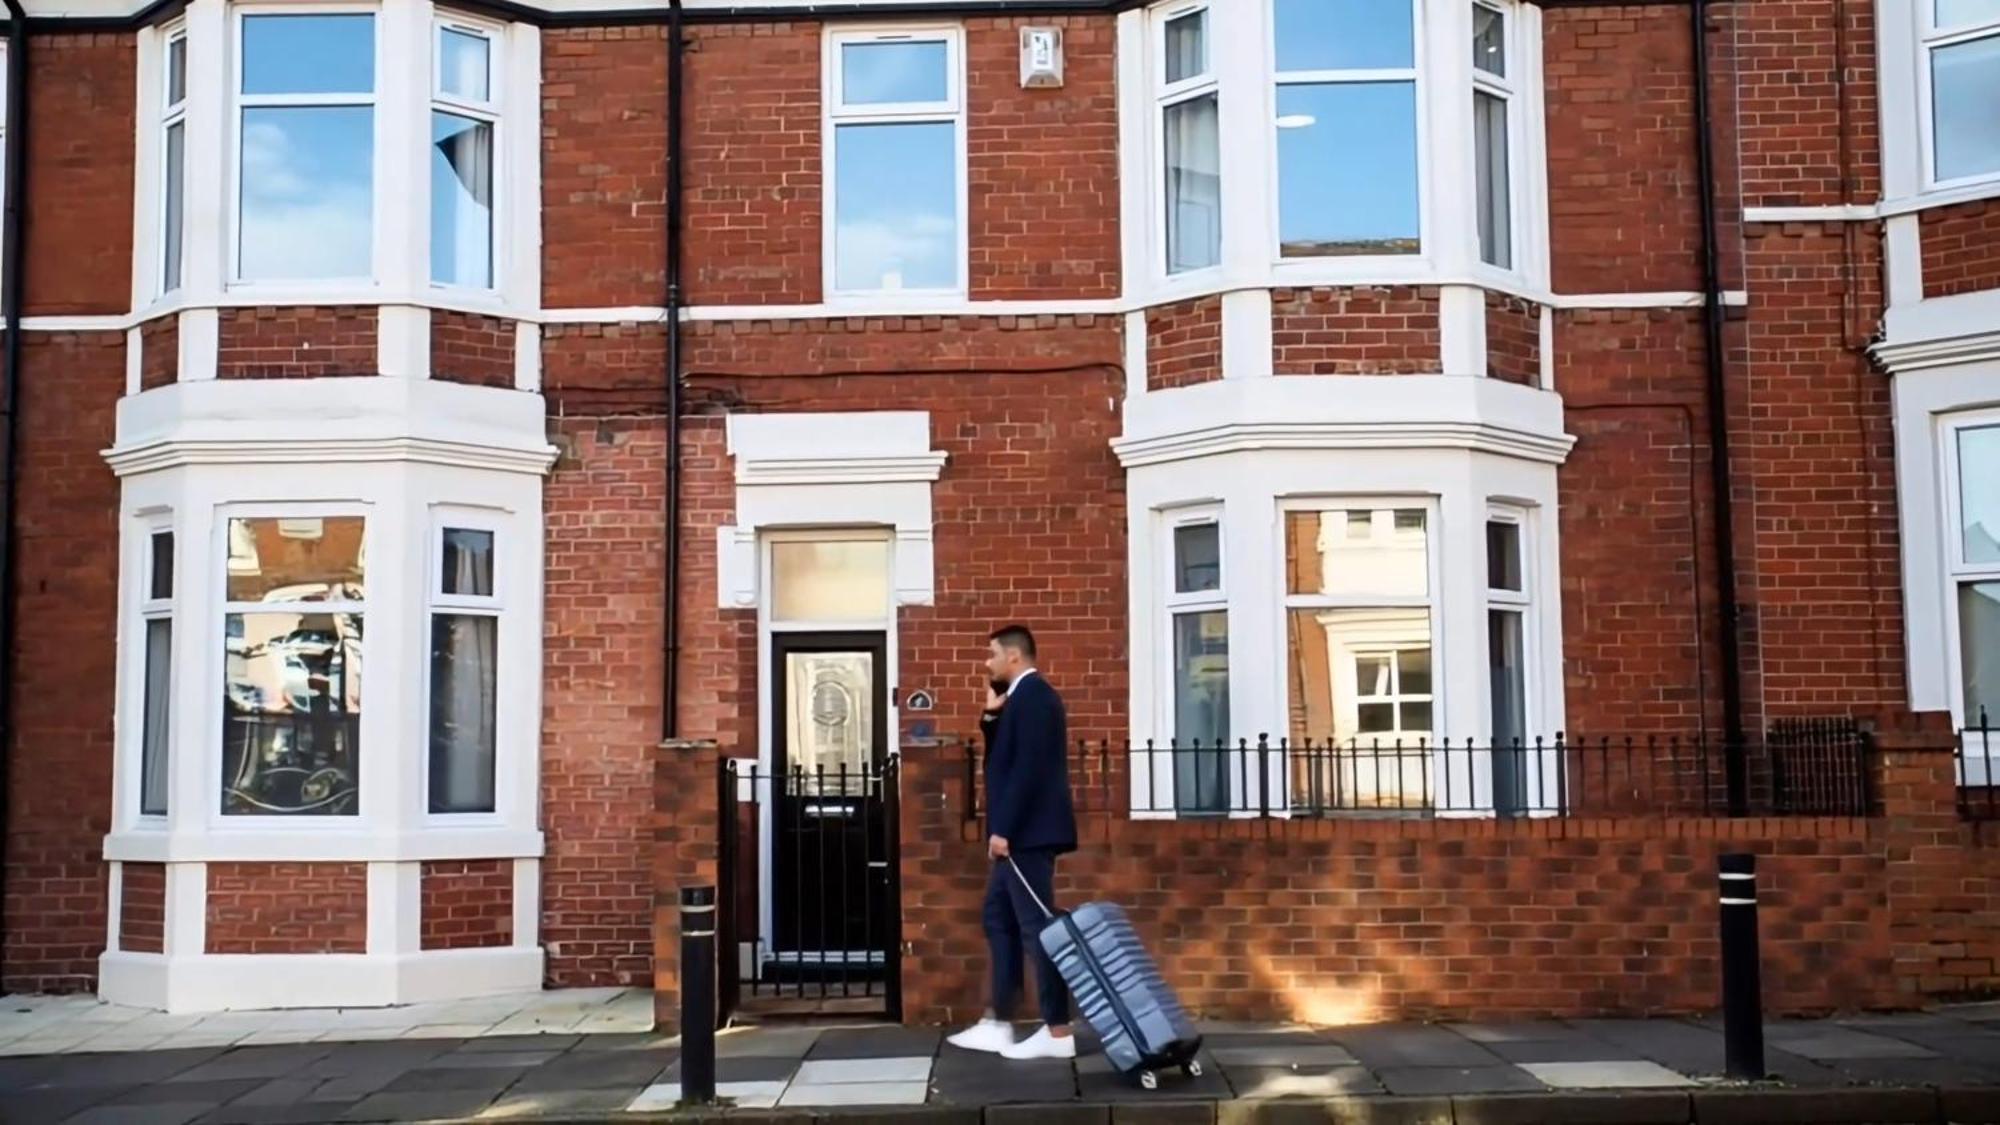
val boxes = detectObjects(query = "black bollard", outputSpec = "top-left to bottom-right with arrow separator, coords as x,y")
1719,853 -> 1765,1080
680,886 -> 717,1104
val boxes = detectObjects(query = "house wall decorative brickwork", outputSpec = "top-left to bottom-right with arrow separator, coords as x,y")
1921,200 -> 2000,300
204,863 -> 368,956
431,312 -> 517,389
118,865 -> 165,955
215,308 -> 379,380
1485,293 -> 1541,386
420,861 -> 514,951
1271,287 -> 1441,376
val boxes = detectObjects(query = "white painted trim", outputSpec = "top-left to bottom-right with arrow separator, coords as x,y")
103,828 -> 545,863
1743,204 -> 1881,223
378,305 -> 433,380
97,946 -> 545,1013
107,862 -> 125,953
1878,289 -> 2000,369
1886,212 -> 1925,310
1218,289 -> 1271,381
125,327 -> 144,396
511,857 -> 540,949
1439,285 -> 1485,377
1123,309 -> 1148,402
513,321 -> 541,391
1545,290 -> 1749,310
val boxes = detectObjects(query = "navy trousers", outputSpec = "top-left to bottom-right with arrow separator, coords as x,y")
983,850 -> 1071,1026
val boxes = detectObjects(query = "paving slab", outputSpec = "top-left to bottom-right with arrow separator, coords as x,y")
166,1047 -> 335,1084
660,1053 -> 797,1084
1766,1028 -> 1937,1061
806,1026 -> 943,1061
1210,1044 -> 1355,1068
427,1050 -> 565,1070
456,1035 -> 580,1055
337,1088 -> 502,1122
1,1086 -> 128,1125
930,1052 -> 1075,1105
502,1051 -> 671,1091
1483,1038 -> 1636,1065
1330,1025 -> 1502,1069
1519,1061 -> 1695,1090
1448,1022 -> 1600,1045
627,1078 -> 790,1111
99,1078 -> 267,1105
474,1086 -> 638,1117
57,1103 -> 214,1125
777,1079 -> 928,1106
1377,1065 -> 1546,1097
794,1056 -> 931,1084
379,1065 -> 529,1094
1075,1055 -> 1229,1103
193,1103 -> 366,1125
982,1103 -> 1110,1125
42,1048 -> 226,1087
715,1026 -> 822,1061
1225,1065 -> 1382,1098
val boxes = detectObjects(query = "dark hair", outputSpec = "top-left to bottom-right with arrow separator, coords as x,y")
988,624 -> 1037,660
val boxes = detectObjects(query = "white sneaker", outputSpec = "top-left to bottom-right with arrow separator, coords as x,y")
945,1018 -> 1015,1053
998,1026 -> 1077,1061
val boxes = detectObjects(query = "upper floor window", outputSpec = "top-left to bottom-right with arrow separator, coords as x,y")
1472,2 -> 1513,269
825,28 -> 965,297
1928,0 -> 2000,186
433,21 -> 497,289
1158,6 -> 1220,274
235,12 -> 377,282
162,27 -> 188,293
1273,0 -> 1421,257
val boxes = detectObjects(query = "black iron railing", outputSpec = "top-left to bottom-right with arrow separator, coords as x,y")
1960,708 -> 1998,822
965,727 -> 1876,822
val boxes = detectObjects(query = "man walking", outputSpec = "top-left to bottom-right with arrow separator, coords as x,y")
946,625 -> 1079,1060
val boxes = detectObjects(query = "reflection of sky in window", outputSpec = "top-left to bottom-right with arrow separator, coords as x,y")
431,113 -> 492,288
242,14 -> 375,95
841,41 -> 947,104
240,108 -> 374,280
1274,0 -> 1412,71
1964,426 -> 2000,564
1277,84 -> 1420,256
440,29 -> 490,102
1934,36 -> 2000,181
1939,0 -> 2000,28
834,122 -> 957,291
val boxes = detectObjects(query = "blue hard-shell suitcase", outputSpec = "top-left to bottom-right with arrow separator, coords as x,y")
1008,860 -> 1204,1089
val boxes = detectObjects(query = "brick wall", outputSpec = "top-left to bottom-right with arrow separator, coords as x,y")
2,333 -> 123,993
216,307 -> 378,379
420,860 -> 513,951
119,864 -> 165,955
205,862 -> 367,955
683,315 -> 1120,380
431,311 -> 516,388
966,16 -> 1120,300
1145,298 -> 1221,391
1556,308 -> 1722,736
139,316 -> 178,391
1271,287 -> 1441,376
1740,222 -> 1902,717
542,27 -> 669,308
1920,199 -> 2000,300
1484,292 -> 1541,385
1733,0 -> 1878,207
22,33 -> 135,317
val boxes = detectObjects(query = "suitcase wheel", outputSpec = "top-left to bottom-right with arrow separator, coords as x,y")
1184,1060 -> 1203,1078
1138,1070 -> 1159,1091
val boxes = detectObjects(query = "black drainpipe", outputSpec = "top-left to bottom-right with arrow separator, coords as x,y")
663,0 -> 684,742
1689,0 -> 1749,815
0,0 -> 30,967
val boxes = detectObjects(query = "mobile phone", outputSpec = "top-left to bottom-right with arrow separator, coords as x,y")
989,678 -> 1009,697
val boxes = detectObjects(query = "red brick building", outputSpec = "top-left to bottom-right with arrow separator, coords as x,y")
0,0 -> 1997,1021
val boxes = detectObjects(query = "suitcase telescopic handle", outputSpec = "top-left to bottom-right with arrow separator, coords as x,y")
1005,856 -> 1055,920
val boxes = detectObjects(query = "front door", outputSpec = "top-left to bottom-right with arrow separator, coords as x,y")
769,632 -> 890,976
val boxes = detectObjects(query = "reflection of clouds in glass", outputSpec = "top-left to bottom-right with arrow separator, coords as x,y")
834,121 -> 957,291
1277,83 -> 1420,257
1934,36 -> 2000,181
1964,426 -> 2000,564
239,109 -> 372,280
1939,0 -> 2000,29
841,41 -> 947,104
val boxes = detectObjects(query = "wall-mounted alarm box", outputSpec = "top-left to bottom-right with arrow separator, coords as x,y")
1021,26 -> 1064,88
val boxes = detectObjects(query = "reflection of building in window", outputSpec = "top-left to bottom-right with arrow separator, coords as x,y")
1959,425 -> 2000,727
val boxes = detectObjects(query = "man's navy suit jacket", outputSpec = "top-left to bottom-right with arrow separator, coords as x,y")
981,674 -> 1078,855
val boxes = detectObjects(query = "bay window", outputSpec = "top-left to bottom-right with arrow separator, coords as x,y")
432,20 -> 497,289
1927,0 -> 2000,185
429,524 -> 500,814
235,11 -> 377,282
1166,514 -> 1229,812
826,29 -> 965,297
1472,2 -> 1512,269
1486,509 -> 1533,815
221,516 -> 365,817
1158,5 -> 1220,274
1272,0 -> 1421,258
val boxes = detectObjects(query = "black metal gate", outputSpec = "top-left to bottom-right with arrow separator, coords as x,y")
717,757 -> 901,1024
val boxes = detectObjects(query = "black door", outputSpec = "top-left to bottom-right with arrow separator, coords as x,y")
770,632 -> 891,978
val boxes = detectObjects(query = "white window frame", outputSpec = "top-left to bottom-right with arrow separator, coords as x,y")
1943,410 -> 2000,772
212,506 -> 370,826
821,26 -> 968,303
423,513 -> 505,821
159,24 -> 189,296
1153,3 -> 1222,280
137,519 -> 178,822
1483,503 -> 1531,736
1160,507 -> 1232,811
1266,0 -> 1429,267
1470,0 -> 1519,274
228,2 -> 382,288
430,15 -> 502,293
1920,1 -> 2000,194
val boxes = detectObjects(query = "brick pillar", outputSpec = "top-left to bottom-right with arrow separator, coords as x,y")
1870,712 -> 1981,1001
898,739 -> 990,1026
652,739 -> 720,1032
